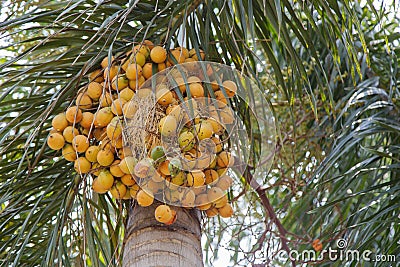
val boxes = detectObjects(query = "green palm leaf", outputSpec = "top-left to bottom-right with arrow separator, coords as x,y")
1,0 -> 398,266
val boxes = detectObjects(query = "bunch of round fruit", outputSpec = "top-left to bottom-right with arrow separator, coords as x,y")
47,40 -> 238,224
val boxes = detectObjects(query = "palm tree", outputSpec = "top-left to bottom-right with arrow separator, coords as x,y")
1,0 -> 398,266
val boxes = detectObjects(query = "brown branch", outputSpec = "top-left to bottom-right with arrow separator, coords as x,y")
240,164 -> 296,267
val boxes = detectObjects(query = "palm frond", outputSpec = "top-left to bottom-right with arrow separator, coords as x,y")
1,0 -> 397,266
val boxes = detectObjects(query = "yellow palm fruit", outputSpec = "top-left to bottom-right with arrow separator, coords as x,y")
219,107 -> 235,124
195,121 -> 214,140
187,171 -> 205,187
87,81 -> 103,99
205,207 -> 219,217
134,159 -> 154,178
218,203 -> 233,218
93,127 -> 107,141
207,119 -> 225,136
106,117 -> 122,140
173,77 -> 186,93
133,44 -> 150,58
85,145 -> 100,162
62,144 -> 77,162
120,88 -> 135,101
89,69 -> 104,83
111,74 -> 129,90
97,170 -> 114,190
110,160 -> 125,177
136,190 -> 154,207
158,115 -> 177,137
168,49 -> 185,64
214,194 -> 228,208
110,98 -> 127,116
51,129 -> 68,144
130,51 -> 146,67
142,40 -> 154,50
128,75 -> 145,90
187,76 -> 201,83
207,187 -> 225,203
204,169 -> 219,184
80,112 -> 94,129
121,174 -> 136,186
175,47 -> 189,59
92,177 -> 108,194
156,88 -> 174,106
158,62 -> 167,71
195,194 -> 212,210
103,65 -> 119,81
216,175 -> 234,191
99,92 -> 113,107
97,149 -> 114,166
178,131 -> 195,152
214,90 -> 228,107
210,80 -> 220,91
217,151 -> 233,168
158,160 -> 170,176
72,135 -> 89,153
122,188 -> 132,200
150,169 -> 164,182
125,63 -> 143,80
189,49 -> 205,61
210,136 -> 223,153
170,171 -> 186,186
189,83 -> 204,98
195,154 -> 213,170
130,184 -> 140,199
101,55 -> 114,68
62,126 -> 79,143
216,168 -> 227,176
94,107 -> 114,127
119,156 -> 137,175
164,209 -> 177,225
110,181 -> 127,199
154,205 -> 173,223
65,106 -> 83,123
76,92 -> 92,109
192,186 -> 206,196
80,127 -> 93,139
135,88 -> 152,98
142,63 -> 153,80
91,162 -> 102,176
122,52 -> 146,71
122,101 -> 138,119
74,157 -> 91,174
52,113 -> 69,132
100,138 -> 112,151
150,46 -> 167,63
222,80 -> 238,97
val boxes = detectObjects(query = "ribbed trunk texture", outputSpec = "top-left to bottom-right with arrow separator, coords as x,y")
122,203 -> 203,267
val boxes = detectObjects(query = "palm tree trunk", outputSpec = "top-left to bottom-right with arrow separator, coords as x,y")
123,202 -> 203,267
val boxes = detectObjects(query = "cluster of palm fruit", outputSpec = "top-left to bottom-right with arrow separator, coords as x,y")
47,40 -> 237,225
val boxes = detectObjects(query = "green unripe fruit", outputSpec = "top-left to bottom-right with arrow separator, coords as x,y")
168,158 -> 182,177
151,146 -> 166,162
178,131 -> 195,152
